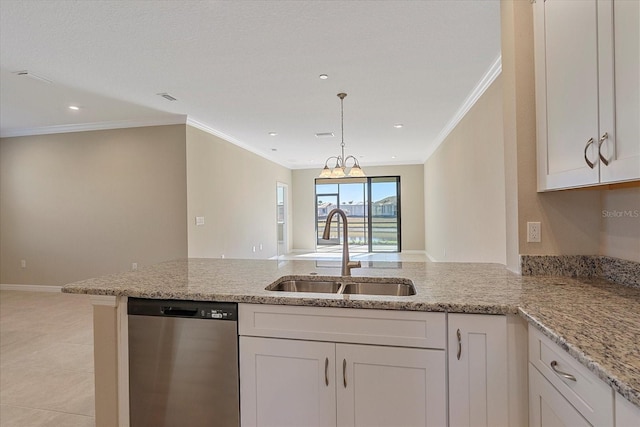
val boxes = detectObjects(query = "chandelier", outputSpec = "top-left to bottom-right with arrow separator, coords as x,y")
319,93 -> 365,178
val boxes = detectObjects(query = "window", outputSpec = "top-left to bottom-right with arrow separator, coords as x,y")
315,176 -> 401,253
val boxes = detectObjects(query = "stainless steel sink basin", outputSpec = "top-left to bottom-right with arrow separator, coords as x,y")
342,282 -> 416,296
266,278 -> 416,296
268,280 -> 342,293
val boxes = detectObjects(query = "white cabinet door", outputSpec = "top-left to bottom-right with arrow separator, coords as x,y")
448,314 -> 508,427
616,393 -> 640,427
600,0 -> 640,183
535,0 -> 640,190
535,0 -> 601,190
336,343 -> 446,427
240,337 -> 336,427
529,364 -> 591,427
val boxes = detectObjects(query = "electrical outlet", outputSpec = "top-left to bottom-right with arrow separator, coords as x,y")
259,243 -> 263,251
21,259 -> 26,268
527,222 -> 541,243
131,262 -> 138,271
252,246 -> 256,253
195,216 -> 205,226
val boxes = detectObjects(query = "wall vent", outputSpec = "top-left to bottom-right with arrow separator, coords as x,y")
315,132 -> 335,138
13,70 -> 52,84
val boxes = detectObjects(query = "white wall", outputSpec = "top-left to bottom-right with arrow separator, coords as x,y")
292,164 -> 425,252
186,125 -> 292,259
424,78 -> 507,263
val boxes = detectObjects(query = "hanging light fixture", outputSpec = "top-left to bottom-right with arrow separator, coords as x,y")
319,93 -> 365,178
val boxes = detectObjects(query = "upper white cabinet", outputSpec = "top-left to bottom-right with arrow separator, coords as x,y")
448,314 -> 509,427
534,0 -> 640,191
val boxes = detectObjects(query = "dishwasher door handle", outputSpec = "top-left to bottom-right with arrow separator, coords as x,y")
162,307 -> 198,317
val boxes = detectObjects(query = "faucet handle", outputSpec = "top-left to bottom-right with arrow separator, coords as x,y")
347,260 -> 361,269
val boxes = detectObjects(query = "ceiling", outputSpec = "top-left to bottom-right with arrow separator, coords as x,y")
0,0 -> 501,169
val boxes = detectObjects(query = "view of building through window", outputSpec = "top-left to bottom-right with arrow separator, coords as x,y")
315,177 -> 400,253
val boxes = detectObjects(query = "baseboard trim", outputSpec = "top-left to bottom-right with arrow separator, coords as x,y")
0,284 -> 62,292
401,250 -> 428,255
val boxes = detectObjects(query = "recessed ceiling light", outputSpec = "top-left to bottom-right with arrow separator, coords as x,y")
393,123 -> 404,128
319,74 -> 328,80
68,105 -> 80,110
268,132 -> 278,136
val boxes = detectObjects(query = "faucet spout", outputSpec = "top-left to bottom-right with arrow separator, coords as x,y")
322,208 -> 361,276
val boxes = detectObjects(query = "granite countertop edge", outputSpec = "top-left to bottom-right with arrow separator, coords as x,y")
61,258 -> 640,409
519,308 -> 640,409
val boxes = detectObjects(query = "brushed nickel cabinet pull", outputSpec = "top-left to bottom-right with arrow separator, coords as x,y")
584,138 -> 596,169
343,359 -> 347,388
598,132 -> 610,166
457,329 -> 462,360
551,360 -> 577,382
325,357 -> 329,386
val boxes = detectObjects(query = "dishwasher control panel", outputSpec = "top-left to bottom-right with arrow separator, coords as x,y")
202,308 -> 234,320
128,298 -> 237,321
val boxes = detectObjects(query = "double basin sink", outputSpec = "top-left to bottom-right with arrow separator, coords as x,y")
266,277 -> 416,296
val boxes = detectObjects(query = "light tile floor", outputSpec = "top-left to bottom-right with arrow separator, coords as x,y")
0,291 -> 95,427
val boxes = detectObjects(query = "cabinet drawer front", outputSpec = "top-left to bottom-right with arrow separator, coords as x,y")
528,326 -> 613,426
239,304 -> 446,349
529,364 -> 591,427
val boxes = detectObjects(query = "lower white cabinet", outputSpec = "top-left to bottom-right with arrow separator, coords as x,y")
528,326 -> 615,426
337,342 -> 446,427
240,337 -> 446,427
616,393 -> 640,427
529,364 -> 591,427
240,336 -> 336,427
238,304 -> 447,427
448,314 -> 508,427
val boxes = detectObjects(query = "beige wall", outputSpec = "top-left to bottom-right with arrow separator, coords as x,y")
422,1 -> 638,267
600,186 -> 640,262
292,165 -> 425,252
186,126 -> 292,259
0,125 -> 188,285
424,78 -> 507,263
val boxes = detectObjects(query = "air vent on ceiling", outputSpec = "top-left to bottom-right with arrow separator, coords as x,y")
13,70 -> 52,84
157,93 -> 177,101
315,132 -> 335,138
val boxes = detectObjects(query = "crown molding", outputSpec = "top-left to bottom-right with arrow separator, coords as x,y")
0,115 -> 188,138
422,55 -> 502,163
186,117 -> 290,169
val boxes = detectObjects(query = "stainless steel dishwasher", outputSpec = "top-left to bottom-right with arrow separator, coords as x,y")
128,298 -> 239,427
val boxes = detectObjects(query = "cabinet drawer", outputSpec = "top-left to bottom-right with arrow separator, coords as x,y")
529,364 -> 591,427
528,326 -> 613,426
239,304 -> 446,349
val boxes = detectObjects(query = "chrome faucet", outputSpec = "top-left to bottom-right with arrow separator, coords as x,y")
322,208 -> 361,276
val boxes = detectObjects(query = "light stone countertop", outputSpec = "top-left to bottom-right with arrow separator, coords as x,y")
62,258 -> 640,409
